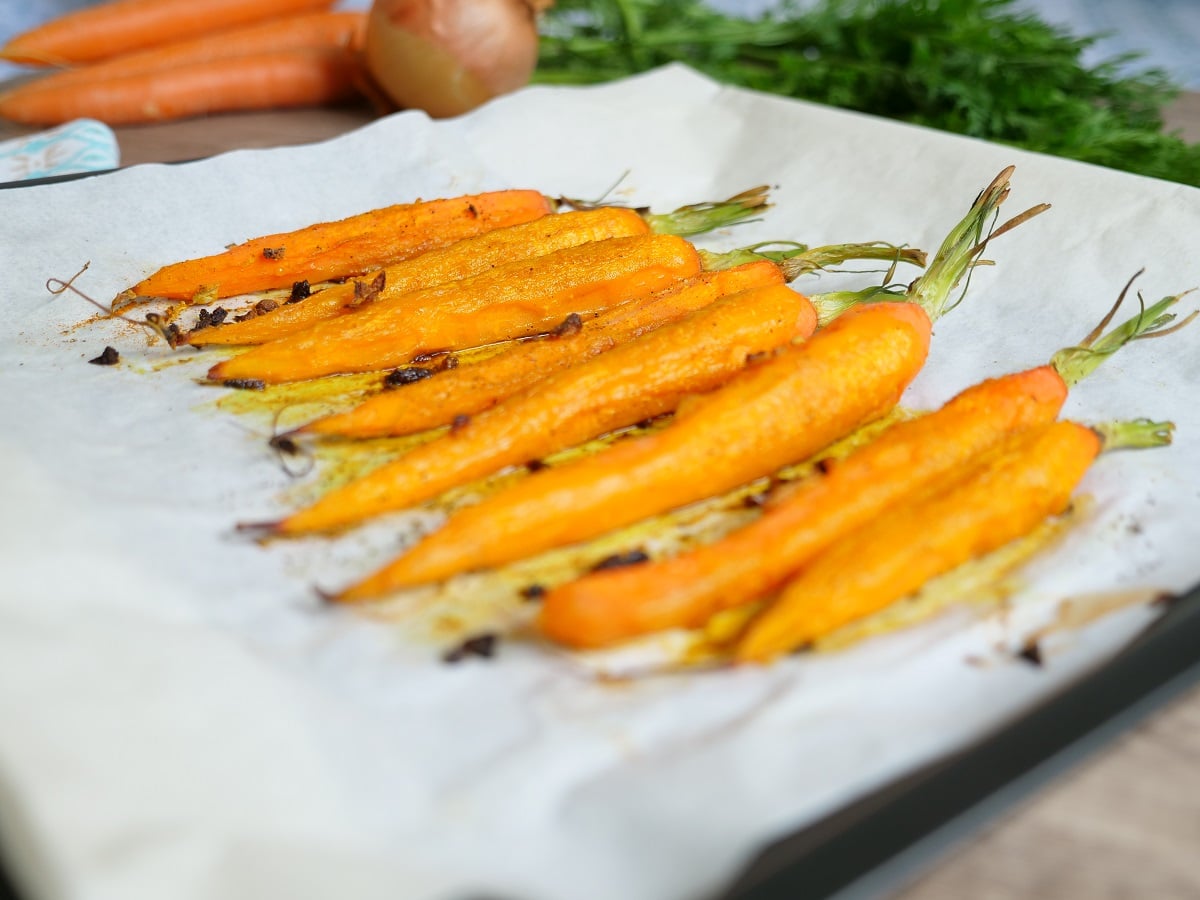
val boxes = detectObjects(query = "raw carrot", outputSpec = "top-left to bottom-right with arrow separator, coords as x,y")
187,207 -> 651,346
536,276 -> 1191,649
331,167 -> 1042,599
269,281 -> 815,535
0,47 -> 361,127
336,300 -> 931,599
206,232 -> 704,384
299,261 -> 786,439
0,11 -> 366,102
733,418 -> 1172,663
1,0 -> 337,66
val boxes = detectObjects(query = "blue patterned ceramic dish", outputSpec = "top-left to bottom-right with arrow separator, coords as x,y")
0,118 -> 119,183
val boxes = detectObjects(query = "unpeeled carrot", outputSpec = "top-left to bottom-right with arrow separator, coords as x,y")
734,421 -> 1103,662
336,300 -> 931,599
207,233 -> 703,384
0,47 -> 361,127
0,11 -> 365,109
1,0 -> 337,66
120,189 -> 554,303
187,207 -> 652,346
537,366 -> 1068,649
299,261 -> 785,439
269,281 -> 815,535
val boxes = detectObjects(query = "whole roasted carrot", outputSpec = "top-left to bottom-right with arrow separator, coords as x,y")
734,418 -> 1172,663
0,11 -> 366,106
299,261 -> 785,438
331,167 -> 1043,599
537,276 -> 1191,648
336,299 -> 930,598
207,232 -> 703,384
119,186 -> 771,306
267,281 -> 815,535
0,47 -> 362,127
1,0 -> 336,66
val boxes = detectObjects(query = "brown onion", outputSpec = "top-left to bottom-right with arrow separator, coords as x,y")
364,0 -> 551,119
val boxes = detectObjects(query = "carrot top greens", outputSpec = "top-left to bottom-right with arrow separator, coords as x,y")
536,0 -> 1200,187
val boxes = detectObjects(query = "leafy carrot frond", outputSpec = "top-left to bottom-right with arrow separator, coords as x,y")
1051,276 -> 1197,387
1092,418 -> 1175,450
559,184 -> 773,236
906,165 -> 1048,322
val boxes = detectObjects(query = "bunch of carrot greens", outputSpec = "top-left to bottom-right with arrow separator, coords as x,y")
77,167 -> 1187,669
535,0 -> 1200,188
0,0 -> 367,125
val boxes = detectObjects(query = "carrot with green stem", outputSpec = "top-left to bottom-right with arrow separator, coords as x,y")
1,0 -> 338,66
734,417 -> 1174,663
538,274 -> 1194,649
255,280 -> 817,535
332,166 -> 1045,600
118,186 -> 771,306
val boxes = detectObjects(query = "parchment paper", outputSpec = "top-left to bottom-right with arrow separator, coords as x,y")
2,65 -> 1199,900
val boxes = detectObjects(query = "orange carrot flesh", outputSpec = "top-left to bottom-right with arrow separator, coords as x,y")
207,233 -> 703,384
734,420 -> 1102,663
277,282 -> 814,535
0,47 -> 361,127
0,11 -> 366,100
302,261 -> 785,438
537,364 -> 1069,649
336,301 -> 931,600
1,0 -> 337,66
125,189 -> 555,302
188,207 -> 651,346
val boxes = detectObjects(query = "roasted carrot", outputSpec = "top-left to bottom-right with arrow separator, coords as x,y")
536,276 -> 1192,649
336,299 -> 930,599
269,281 -> 815,535
207,233 -> 704,384
331,167 -> 1043,599
1,0 -> 337,66
0,11 -> 366,106
121,189 -> 556,303
187,206 -> 650,346
734,418 -> 1172,663
300,261 -> 785,438
0,46 -> 361,127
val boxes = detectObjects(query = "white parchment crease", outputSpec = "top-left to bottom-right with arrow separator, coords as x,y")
1,65 -> 1199,900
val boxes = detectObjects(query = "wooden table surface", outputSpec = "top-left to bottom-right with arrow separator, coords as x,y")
3,93 -> 1200,900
